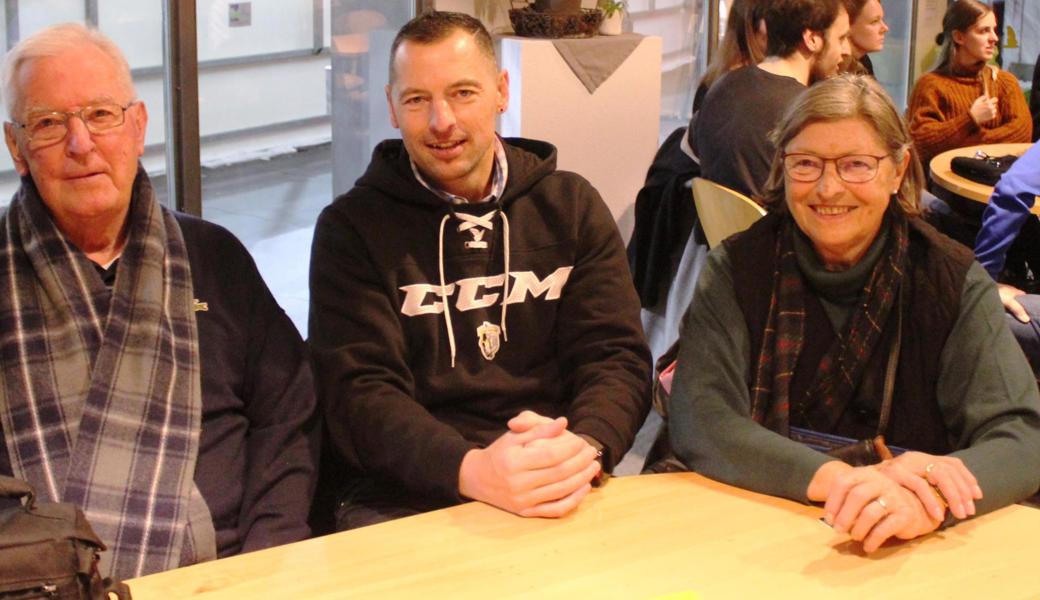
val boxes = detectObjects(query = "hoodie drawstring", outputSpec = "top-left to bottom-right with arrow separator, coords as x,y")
437,214 -> 458,368
437,208 -> 511,368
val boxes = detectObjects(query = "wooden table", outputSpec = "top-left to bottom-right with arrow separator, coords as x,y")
929,142 -> 1039,215
127,473 -> 1040,599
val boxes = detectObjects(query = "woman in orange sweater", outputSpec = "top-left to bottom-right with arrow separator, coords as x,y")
907,0 -> 1031,173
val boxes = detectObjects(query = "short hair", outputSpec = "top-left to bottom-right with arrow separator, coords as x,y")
763,0 -> 843,58
388,11 -> 497,84
700,0 -> 768,92
761,74 -> 922,216
841,0 -> 870,24
932,0 -> 993,74
1,23 -> 135,119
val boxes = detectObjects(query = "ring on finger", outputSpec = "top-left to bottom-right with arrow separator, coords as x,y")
875,497 -> 888,512
925,463 -> 936,475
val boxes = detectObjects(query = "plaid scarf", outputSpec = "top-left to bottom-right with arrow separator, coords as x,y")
750,209 -> 909,435
0,168 -> 214,578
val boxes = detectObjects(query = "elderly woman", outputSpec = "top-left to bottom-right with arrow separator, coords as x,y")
669,75 -> 1040,553
907,0 -> 1031,172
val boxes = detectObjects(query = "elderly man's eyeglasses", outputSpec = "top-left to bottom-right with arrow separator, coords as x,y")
10,101 -> 137,148
782,153 -> 891,183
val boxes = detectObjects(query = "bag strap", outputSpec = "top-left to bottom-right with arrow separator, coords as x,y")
876,286 -> 902,436
0,474 -> 35,508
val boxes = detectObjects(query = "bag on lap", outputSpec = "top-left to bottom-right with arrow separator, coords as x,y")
0,475 -> 131,600
950,154 -> 1018,185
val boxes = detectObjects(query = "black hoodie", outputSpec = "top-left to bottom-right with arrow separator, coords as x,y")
309,137 -> 651,502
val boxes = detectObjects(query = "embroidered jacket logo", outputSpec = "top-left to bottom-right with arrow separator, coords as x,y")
399,266 -> 573,316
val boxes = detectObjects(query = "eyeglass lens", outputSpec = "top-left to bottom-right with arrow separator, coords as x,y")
784,154 -> 881,183
24,103 -> 126,144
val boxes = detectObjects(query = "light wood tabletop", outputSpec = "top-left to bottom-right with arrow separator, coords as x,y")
929,142 -> 1038,215
126,472 -> 1040,599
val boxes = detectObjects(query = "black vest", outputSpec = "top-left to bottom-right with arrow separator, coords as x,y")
725,213 -> 975,453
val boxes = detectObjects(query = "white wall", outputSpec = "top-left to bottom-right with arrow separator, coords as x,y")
0,0 -> 332,185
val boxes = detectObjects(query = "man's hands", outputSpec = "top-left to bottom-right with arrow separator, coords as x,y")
970,94 -> 999,126
811,452 -> 983,553
458,411 -> 600,518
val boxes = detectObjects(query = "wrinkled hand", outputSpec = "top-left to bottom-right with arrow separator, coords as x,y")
970,94 -> 998,126
998,283 -> 1030,323
458,412 -> 600,518
823,466 -> 943,553
880,451 -> 982,520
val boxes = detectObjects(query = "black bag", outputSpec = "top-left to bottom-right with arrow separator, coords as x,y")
950,153 -> 1018,185
0,475 -> 131,600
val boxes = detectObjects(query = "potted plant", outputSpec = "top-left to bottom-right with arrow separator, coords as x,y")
598,0 -> 625,35
534,0 -> 582,13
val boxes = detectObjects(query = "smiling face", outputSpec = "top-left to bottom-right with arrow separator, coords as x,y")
849,0 -> 888,58
784,118 -> 909,270
953,10 -> 998,66
3,42 -> 146,237
386,29 -> 508,201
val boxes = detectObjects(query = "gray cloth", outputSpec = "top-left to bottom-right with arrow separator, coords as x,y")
0,169 -> 215,578
693,65 -> 805,199
669,243 -> 1040,515
552,33 -> 643,93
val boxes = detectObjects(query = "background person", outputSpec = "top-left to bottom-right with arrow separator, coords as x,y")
907,0 -> 1032,173
691,0 -> 767,114
693,0 -> 850,200
842,0 -> 888,76
669,74 -> 1040,553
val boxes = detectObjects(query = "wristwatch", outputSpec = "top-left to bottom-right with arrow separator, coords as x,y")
579,434 -> 610,487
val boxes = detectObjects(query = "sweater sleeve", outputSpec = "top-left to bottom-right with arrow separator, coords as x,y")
555,178 -> 652,471
938,262 -> 1040,514
308,205 -> 476,501
668,246 -> 831,502
237,248 -> 321,552
975,141 -> 1040,278
908,74 -> 981,166
978,71 -> 1033,144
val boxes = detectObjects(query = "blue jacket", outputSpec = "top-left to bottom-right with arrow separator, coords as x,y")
975,141 -> 1040,279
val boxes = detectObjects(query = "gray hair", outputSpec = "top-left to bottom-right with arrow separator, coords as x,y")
761,74 -> 922,216
1,23 -> 135,119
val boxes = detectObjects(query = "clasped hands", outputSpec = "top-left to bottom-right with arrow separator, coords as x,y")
458,410 -> 601,518
812,452 -> 983,553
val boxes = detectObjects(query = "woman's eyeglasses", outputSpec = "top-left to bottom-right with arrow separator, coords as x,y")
782,153 -> 892,183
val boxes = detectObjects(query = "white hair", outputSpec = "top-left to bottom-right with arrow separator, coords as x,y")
1,23 -> 135,119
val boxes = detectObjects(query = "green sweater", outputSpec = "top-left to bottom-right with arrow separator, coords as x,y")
669,232 -> 1040,515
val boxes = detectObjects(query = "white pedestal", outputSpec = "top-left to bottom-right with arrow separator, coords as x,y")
497,35 -> 663,243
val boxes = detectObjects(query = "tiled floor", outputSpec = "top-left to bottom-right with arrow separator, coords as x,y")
183,142 -> 659,475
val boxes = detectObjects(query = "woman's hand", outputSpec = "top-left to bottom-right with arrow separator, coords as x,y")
998,283 -> 1030,323
970,94 -> 999,126
822,466 -> 943,553
878,451 -> 982,520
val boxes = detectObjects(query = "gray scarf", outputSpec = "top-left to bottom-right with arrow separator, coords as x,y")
0,168 -> 215,578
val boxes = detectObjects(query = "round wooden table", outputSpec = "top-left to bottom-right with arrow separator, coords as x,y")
929,142 -> 1038,215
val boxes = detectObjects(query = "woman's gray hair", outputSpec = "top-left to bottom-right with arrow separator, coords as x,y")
1,23 -> 135,119
761,74 -> 923,216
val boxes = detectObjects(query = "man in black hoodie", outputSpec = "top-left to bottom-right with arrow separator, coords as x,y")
309,11 -> 651,529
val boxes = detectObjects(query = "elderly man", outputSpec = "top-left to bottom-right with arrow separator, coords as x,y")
0,24 -> 318,578
309,11 -> 651,529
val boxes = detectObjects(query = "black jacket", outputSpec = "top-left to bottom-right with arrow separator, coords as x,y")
309,137 -> 651,502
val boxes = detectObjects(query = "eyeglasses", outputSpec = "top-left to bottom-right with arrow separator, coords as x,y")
9,101 -> 137,148
782,153 -> 891,183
